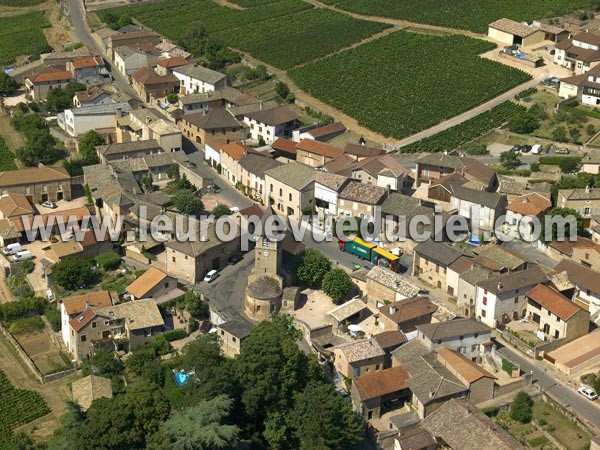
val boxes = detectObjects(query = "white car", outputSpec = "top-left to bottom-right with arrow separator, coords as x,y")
578,386 -> 598,401
203,269 -> 218,283
41,201 -> 57,209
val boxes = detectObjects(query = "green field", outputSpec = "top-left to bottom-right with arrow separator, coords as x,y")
289,31 -> 531,140
0,10 -> 51,65
402,101 -> 526,152
321,0 -> 591,33
0,0 -> 46,5
0,370 -> 49,448
104,0 -> 387,69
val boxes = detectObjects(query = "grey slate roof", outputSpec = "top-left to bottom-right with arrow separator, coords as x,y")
183,108 -> 241,130
173,63 -> 226,85
583,150 -> 600,165
367,266 -> 421,298
416,318 -> 490,341
460,266 -> 493,286
476,267 -> 547,294
264,162 -> 315,190
381,193 -> 435,219
219,320 -> 253,339
238,154 -> 282,178
70,102 -> 131,116
451,185 -> 505,209
96,139 -> 161,156
414,240 -> 463,267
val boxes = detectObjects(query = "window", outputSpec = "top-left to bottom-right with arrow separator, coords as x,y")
354,367 -> 360,377
164,282 -> 169,288
471,344 -> 478,352
375,364 -> 380,371
289,193 -> 292,201
474,333 -> 478,338
459,335 -> 464,341
81,334 -> 87,342
437,339 -> 441,345
221,330 -> 224,336
270,184 -> 273,193
172,257 -> 176,263
481,310 -> 486,318
232,337 -> 237,343
145,328 -> 152,337
482,297 -> 487,306
514,298 -> 518,304
279,188 -> 283,197
92,321 -> 97,328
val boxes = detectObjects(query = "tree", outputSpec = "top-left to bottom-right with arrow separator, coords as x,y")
569,127 -> 582,142
0,71 -> 17,95
295,249 -> 331,288
78,130 -> 103,164
558,157 -> 579,173
499,150 -> 520,170
174,189 -> 204,215
184,21 -> 209,56
510,391 -> 533,423
322,269 -> 353,304
541,207 -> 586,241
212,204 -> 231,219
552,126 -> 568,142
51,256 -> 99,290
508,111 -> 539,134
141,173 -> 154,192
291,381 -> 363,450
166,92 -> 178,104
184,290 -> 206,317
117,14 -> 132,29
162,395 -> 244,450
44,82 -> 86,114
276,81 -> 290,100
90,348 -> 122,376
587,123 -> 597,136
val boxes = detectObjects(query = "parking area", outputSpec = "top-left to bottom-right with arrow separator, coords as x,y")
35,195 -> 87,215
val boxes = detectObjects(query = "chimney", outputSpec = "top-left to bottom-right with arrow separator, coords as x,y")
389,306 -> 397,314
146,116 -> 152,124
200,235 -> 208,242
498,281 -> 503,290
586,185 -> 592,194
260,100 -> 263,111
429,391 -> 435,400
116,107 -> 122,118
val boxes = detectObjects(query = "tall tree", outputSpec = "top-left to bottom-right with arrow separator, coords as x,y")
174,189 -> 204,215
78,130 -> 103,164
322,269 -> 353,304
295,249 -> 331,288
162,395 -> 244,450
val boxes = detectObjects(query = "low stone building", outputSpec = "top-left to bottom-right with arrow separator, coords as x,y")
377,296 -> 438,333
71,375 -> 113,411
0,167 -> 71,203
217,320 -> 253,358
365,266 -> 421,309
351,365 -> 411,420
333,338 -> 386,389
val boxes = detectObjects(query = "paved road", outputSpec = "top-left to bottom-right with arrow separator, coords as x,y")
66,0 -> 139,99
496,340 -> 600,433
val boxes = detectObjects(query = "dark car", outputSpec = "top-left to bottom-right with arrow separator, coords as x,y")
512,144 -> 523,152
228,255 -> 242,264
521,145 -> 532,153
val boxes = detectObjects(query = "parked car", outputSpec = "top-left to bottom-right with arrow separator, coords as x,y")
556,148 -> 570,154
41,201 -> 57,209
13,250 -> 33,262
531,144 -> 542,155
521,145 -> 532,153
512,144 -> 523,152
203,269 -> 218,283
2,243 -> 22,256
228,255 -> 242,265
578,386 -> 598,401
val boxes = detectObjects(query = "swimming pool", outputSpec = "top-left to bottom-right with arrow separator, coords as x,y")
173,370 -> 191,387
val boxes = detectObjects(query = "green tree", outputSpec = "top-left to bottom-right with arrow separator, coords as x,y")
499,150 -> 521,170
184,21 -> 209,56
508,111 -> 539,134
117,14 -> 132,29
569,127 -> 582,142
174,189 -> 204,215
90,348 -> 122,376
184,290 -> 205,317
291,381 -> 363,450
162,395 -> 244,450
44,82 -> 86,114
587,123 -> 597,136
295,248 -> 331,288
558,157 -> 579,173
166,92 -> 178,104
552,126 -> 568,142
141,173 -> 154,192
276,81 -> 290,100
51,256 -> 99,290
212,203 -> 231,219
78,130 -> 103,164
322,269 -> 353,304
510,391 -> 533,423
0,71 -> 17,95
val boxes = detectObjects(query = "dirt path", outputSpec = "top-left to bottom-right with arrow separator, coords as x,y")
0,333 -> 74,441
212,0 -> 244,10
0,269 -> 16,304
304,0 -> 489,40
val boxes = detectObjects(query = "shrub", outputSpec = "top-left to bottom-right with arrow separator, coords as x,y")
528,436 -> 549,447
95,252 -> 122,271
162,328 -> 188,342
44,305 -> 61,332
530,162 -> 540,172
481,406 -> 500,417
0,297 -> 46,321
510,391 -> 533,423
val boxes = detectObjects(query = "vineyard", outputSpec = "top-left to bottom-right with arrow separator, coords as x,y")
401,101 -> 526,153
0,370 -> 49,446
104,0 -> 388,69
289,31 -> 532,140
0,11 -> 51,65
320,0 -> 591,33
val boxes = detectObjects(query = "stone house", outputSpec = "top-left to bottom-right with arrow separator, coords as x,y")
264,162 -> 316,217
96,139 -> 163,163
314,172 -> 351,228
237,153 -> 283,200
557,186 -> 600,227
155,56 -> 189,76
0,167 -> 71,203
295,139 -> 344,167
351,365 -> 411,420
412,240 -> 463,292
66,56 -> 105,86
377,296 -> 438,333
172,63 -> 227,95
365,266 -> 420,309
25,69 -> 74,101
107,31 -> 161,59
217,320 -> 253,358
525,284 -> 590,341
131,67 -> 178,103
337,181 -> 388,221
243,105 -> 299,144
415,153 -> 497,191
73,87 -> 112,108
505,192 -> 552,239
555,259 -> 600,319
125,266 -> 181,303
119,109 -> 182,153
333,339 -> 386,389
451,185 -> 507,231
178,108 -> 244,146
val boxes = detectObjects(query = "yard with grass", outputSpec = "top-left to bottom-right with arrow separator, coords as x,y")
532,400 -> 590,450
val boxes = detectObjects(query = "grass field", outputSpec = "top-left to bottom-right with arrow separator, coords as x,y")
0,10 -> 51,65
0,0 -> 45,5
320,0 -> 591,33
103,0 -> 388,69
289,31 -> 532,140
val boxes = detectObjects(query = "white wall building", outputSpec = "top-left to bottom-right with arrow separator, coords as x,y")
172,64 -> 227,95
58,102 -> 132,137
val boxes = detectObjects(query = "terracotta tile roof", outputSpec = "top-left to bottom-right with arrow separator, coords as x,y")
126,266 -> 169,298
378,296 -> 438,325
553,258 -> 600,293
220,142 -> 258,160
344,143 -> 385,158
0,193 -> 34,218
307,122 -> 346,139
548,237 -> 599,257
437,347 -> 496,383
0,167 -> 70,187
156,56 -> 189,68
71,375 -> 112,412
507,192 -> 552,216
314,172 -> 349,191
448,256 -> 475,275
353,366 -> 410,400
75,86 -> 109,103
394,428 -> 437,450
373,330 -> 407,350
132,67 -> 178,86
573,31 -> 600,46
62,291 -> 117,315
561,73 -> 586,86
489,18 -> 541,37
271,137 -> 297,155
31,70 -> 74,83
40,206 -> 93,228
526,283 -> 582,321
336,338 -> 385,363
71,56 -> 103,70
296,139 -> 344,159
69,306 -> 96,332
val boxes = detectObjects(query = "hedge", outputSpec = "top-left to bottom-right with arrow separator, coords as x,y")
7,316 -> 44,335
95,251 -> 121,271
162,328 -> 188,342
0,297 -> 46,322
538,156 -> 582,165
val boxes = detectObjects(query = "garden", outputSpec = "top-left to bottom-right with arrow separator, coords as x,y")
0,370 -> 49,449
319,0 -> 591,33
290,31 -> 531,140
0,10 -> 51,65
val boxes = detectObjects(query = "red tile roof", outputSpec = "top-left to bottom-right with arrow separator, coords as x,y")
507,192 -> 551,216
69,306 -> 96,332
156,57 -> 189,68
296,139 -> 344,159
526,283 -> 582,321
271,137 -> 297,155
132,67 -> 178,86
31,70 -> 74,83
220,142 -> 259,160
71,56 -> 103,70
353,366 -> 410,400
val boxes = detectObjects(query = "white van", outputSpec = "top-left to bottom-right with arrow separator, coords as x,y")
531,144 -> 542,155
203,269 -> 218,282
2,243 -> 22,256
13,250 -> 33,262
